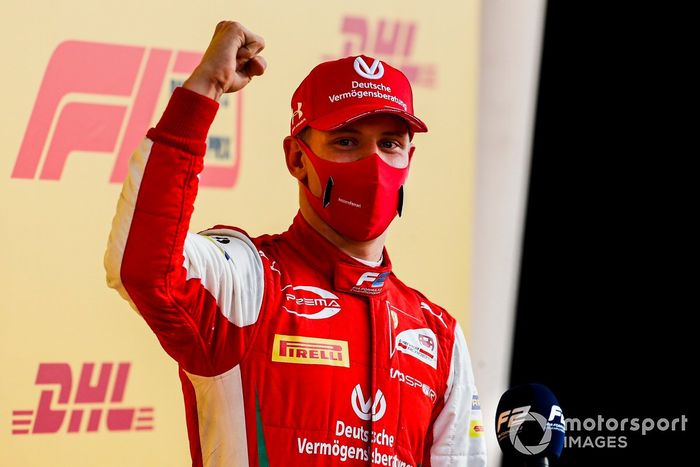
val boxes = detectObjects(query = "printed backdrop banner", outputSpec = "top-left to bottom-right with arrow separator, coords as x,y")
0,1 -> 479,465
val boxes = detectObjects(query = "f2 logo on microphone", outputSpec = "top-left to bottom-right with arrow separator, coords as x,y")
355,271 -> 390,288
497,404 -> 564,434
548,405 -> 564,424
497,405 -> 531,434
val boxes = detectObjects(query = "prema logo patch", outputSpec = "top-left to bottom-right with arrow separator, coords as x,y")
11,40 -> 242,187
393,328 -> 438,369
351,384 -> 386,421
11,362 -> 153,435
282,285 -> 342,320
272,335 -> 349,368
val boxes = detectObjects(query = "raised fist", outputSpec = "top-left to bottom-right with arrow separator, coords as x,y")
184,21 -> 267,100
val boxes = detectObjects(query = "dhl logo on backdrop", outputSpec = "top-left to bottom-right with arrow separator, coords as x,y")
322,16 -> 437,88
12,41 -> 242,187
11,362 -> 153,435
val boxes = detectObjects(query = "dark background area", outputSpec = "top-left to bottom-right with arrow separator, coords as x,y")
504,1 -> 693,466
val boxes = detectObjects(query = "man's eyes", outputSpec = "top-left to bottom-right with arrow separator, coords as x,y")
335,138 -> 354,146
380,141 -> 400,149
332,139 -> 401,150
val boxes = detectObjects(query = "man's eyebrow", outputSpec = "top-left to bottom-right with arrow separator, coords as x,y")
381,130 -> 409,137
326,128 -> 408,136
327,128 -> 361,135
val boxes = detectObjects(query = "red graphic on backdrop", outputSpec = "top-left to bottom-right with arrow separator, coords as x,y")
323,16 -> 436,88
12,40 -> 242,187
11,362 -> 153,435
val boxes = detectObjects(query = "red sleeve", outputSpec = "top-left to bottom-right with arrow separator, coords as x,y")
104,87 -> 263,376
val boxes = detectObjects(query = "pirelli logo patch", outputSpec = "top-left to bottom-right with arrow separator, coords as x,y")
272,335 -> 349,368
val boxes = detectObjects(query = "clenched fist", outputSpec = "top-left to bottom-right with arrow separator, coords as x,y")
184,21 -> 267,100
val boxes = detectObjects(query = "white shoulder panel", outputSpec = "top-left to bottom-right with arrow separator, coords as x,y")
184,229 -> 264,327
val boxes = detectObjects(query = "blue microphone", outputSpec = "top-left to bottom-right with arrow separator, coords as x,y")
495,383 -> 565,466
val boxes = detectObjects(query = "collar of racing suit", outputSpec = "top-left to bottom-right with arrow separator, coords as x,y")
284,212 -> 394,297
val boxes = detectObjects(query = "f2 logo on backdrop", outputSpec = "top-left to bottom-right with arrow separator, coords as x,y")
323,16 -> 437,88
11,362 -> 153,435
11,41 -> 242,187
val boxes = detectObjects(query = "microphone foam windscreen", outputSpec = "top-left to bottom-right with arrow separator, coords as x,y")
495,383 -> 566,461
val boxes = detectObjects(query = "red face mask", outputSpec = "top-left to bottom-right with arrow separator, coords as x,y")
297,138 -> 413,241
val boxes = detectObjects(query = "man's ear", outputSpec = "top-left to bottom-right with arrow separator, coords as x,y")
283,136 -> 307,181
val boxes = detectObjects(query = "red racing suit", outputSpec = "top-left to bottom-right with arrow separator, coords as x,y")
105,87 -> 486,467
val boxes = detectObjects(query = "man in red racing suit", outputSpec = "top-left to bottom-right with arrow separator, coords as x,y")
104,21 -> 486,467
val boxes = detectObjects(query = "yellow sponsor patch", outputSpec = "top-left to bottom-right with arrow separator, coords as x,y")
272,334 -> 349,367
469,419 -> 485,438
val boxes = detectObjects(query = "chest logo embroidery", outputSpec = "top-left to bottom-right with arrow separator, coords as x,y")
393,328 -> 438,369
351,384 -> 386,421
389,367 -> 437,403
282,285 -> 342,319
272,335 -> 349,368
